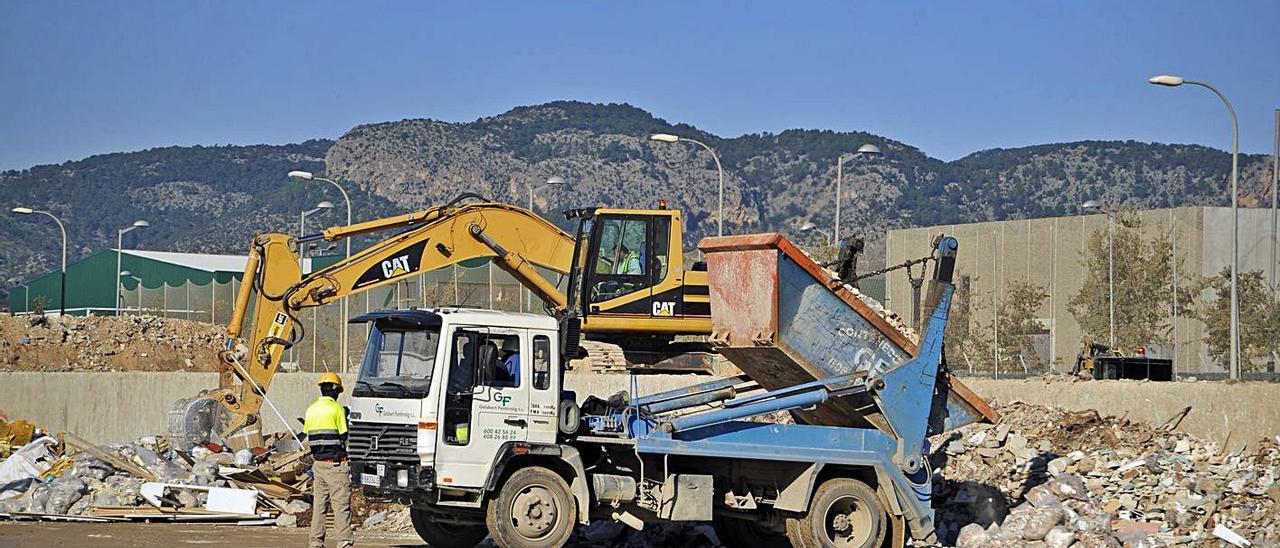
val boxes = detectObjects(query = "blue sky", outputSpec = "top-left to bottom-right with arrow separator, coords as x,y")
2,1 -> 1277,170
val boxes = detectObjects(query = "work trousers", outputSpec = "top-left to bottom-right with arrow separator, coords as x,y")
309,460 -> 354,548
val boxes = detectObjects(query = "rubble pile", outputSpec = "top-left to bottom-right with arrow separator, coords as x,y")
0,314 -> 223,372
0,419 -> 314,524
933,402 -> 1280,547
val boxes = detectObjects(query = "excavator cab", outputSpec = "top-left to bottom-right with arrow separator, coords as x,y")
564,207 -> 711,336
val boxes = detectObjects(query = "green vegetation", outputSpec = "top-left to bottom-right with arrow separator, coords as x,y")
947,274 -> 1051,373
1066,216 -> 1196,351
1195,268 -> 1280,371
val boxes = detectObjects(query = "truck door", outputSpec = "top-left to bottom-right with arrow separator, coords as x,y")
526,333 -> 559,443
434,328 -> 530,488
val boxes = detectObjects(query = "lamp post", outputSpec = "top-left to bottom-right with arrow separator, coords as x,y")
289,171 -> 354,371
1272,109 -> 1279,301
1082,200 -> 1117,348
524,176 -> 566,312
116,220 -> 150,315
12,207 -> 67,316
651,133 -> 725,236
120,270 -> 142,315
834,144 -> 882,246
299,201 -> 335,272
799,221 -> 832,246
1149,74 -> 1241,379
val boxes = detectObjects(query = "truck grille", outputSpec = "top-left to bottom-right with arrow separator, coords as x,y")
348,422 -> 419,464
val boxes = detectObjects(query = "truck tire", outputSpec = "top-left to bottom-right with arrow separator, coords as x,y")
713,515 -> 790,548
786,478 -> 886,548
410,508 -> 488,548
486,466 -> 577,548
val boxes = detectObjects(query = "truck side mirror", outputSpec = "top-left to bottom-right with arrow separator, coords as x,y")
475,344 -> 497,388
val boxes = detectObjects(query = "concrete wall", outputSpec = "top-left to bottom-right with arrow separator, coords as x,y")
4,372 -> 1274,453
886,207 -> 1278,375
965,379 -> 1280,452
0,372 -> 697,444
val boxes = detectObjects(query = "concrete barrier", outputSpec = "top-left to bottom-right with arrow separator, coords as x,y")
964,378 -> 1280,452
3,373 -> 1275,452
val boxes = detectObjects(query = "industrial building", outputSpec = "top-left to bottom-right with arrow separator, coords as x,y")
885,206 -> 1277,376
5,249 -> 338,318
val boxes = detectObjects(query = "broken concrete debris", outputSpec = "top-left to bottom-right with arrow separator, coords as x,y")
935,402 -> 1280,547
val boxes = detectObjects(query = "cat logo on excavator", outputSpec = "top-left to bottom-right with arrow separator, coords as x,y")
381,255 -> 411,279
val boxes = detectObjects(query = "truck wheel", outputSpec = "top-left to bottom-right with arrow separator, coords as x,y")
786,478 -> 886,548
486,466 -> 577,548
410,508 -> 488,548
713,515 -> 790,548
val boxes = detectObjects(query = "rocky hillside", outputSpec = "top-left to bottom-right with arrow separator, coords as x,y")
0,140 -> 409,295
327,101 -> 1276,254
2,101 -> 1274,302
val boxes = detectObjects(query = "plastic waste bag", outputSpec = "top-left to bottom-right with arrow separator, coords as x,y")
0,436 -> 58,500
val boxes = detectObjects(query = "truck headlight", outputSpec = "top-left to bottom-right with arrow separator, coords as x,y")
397,469 -> 409,488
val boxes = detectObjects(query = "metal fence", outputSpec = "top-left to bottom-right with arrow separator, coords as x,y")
113,260 -> 551,373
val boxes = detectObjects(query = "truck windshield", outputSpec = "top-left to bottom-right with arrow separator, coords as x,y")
353,325 -> 440,399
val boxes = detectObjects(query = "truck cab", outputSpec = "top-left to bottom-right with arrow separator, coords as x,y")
346,308 -> 564,505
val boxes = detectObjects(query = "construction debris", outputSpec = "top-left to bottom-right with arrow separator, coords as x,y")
0,314 -> 223,372
933,401 -> 1280,547
0,419 -> 309,524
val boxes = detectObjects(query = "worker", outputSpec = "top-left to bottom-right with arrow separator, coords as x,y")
304,372 -> 353,548
497,337 -> 520,386
616,244 -> 642,275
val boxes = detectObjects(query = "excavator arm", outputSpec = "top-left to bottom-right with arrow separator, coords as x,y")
175,200 -> 578,450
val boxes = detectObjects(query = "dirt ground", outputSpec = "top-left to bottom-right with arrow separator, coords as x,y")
0,522 -> 423,547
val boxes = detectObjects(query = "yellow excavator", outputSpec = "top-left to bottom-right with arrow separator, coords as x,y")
170,194 -> 715,449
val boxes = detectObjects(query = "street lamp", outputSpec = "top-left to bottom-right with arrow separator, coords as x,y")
834,144 -> 882,246
528,176 -> 566,214
289,171 -> 356,371
1149,74 -> 1241,379
1082,200 -> 1117,349
300,201 -> 335,272
651,133 -> 726,236
116,219 -> 150,315
120,270 -> 142,315
526,176 -> 566,311
800,221 -> 832,245
522,176 -> 567,312
12,207 -> 68,316
289,171 -> 355,371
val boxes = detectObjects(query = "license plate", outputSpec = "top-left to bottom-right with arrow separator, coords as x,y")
360,473 -> 380,487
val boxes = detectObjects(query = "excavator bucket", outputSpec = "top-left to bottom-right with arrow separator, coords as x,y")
168,394 -> 263,451
168,395 -> 225,452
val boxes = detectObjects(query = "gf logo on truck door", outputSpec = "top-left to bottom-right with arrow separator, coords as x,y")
353,240 -> 429,289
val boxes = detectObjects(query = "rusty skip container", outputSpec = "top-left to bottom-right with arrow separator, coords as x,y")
698,232 -> 996,431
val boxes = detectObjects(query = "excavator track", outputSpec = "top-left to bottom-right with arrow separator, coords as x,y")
571,339 -> 720,374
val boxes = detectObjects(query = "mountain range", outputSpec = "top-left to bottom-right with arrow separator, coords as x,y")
2,101 -> 1275,300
